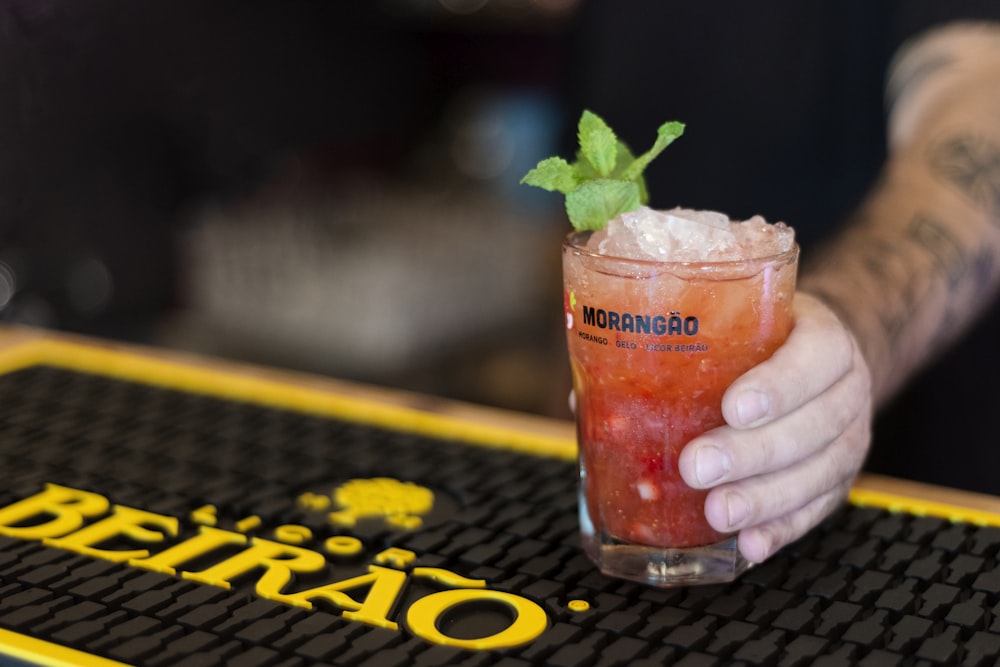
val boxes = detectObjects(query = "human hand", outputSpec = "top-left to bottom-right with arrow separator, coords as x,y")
677,292 -> 873,563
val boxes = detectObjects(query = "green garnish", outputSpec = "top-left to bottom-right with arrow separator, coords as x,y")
520,110 -> 684,231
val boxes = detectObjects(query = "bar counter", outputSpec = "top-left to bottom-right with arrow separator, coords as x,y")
0,325 -> 998,667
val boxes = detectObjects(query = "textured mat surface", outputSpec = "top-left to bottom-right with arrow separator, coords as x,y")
1,362 -> 1000,666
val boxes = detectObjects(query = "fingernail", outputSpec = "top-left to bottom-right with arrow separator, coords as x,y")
694,445 -> 730,486
726,492 -> 751,529
736,390 -> 769,426
743,527 -> 772,563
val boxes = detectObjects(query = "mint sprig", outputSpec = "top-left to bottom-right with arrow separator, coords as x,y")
520,110 -> 684,231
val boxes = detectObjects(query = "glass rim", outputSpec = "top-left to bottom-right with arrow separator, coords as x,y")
562,230 -> 800,270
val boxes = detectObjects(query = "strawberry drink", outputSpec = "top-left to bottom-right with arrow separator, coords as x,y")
563,207 -> 797,586
523,111 -> 797,585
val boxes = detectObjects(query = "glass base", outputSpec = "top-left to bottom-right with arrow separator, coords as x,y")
581,531 -> 749,587
579,498 -> 750,587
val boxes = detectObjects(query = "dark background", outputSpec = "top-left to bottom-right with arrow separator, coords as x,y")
1,0 -> 998,492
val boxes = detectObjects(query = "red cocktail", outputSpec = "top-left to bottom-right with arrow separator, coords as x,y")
563,207 -> 798,586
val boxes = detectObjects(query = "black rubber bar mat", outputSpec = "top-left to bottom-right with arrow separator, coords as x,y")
1,338 -> 1000,667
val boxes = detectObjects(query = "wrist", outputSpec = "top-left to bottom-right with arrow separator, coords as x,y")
796,283 -> 891,405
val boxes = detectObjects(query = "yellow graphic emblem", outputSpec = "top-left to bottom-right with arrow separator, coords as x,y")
304,478 -> 435,530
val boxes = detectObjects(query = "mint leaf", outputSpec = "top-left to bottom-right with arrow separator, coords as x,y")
520,157 -> 578,194
565,179 -> 641,231
522,110 -> 683,231
577,110 -> 618,177
620,121 -> 685,183
612,140 -> 650,204
573,139 -> 635,181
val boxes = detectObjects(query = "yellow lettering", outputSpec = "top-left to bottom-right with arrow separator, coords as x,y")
412,567 -> 486,589
297,492 -> 331,512
324,536 -> 363,556
0,484 -> 109,540
283,565 -> 407,630
0,485 -> 551,651
235,516 -> 261,533
274,525 -> 312,545
130,526 -> 247,575
182,537 -> 326,608
406,589 -> 548,650
374,547 -> 416,569
44,505 -> 178,562
190,505 -> 218,526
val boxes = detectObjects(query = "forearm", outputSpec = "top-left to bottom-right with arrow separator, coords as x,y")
800,41 -> 1000,406
694,23 -> 1000,561
801,148 -> 1000,406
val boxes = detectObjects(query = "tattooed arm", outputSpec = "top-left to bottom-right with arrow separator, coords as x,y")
802,23 -> 1000,405
678,22 -> 1000,562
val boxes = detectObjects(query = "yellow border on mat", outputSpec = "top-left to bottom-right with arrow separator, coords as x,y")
1,335 -> 1000,664
0,336 -> 577,666
0,338 -> 578,462
848,486 -> 1000,528
1,336 -> 998,527
0,629 -> 132,667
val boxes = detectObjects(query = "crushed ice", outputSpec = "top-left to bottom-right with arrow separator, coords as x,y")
590,206 -> 794,262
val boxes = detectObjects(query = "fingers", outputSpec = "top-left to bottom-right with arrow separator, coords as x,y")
680,340 -> 868,489
700,410 -> 871,540
674,291 -> 874,563
680,299 -> 870,490
721,293 -> 857,429
680,376 -> 858,488
737,486 -> 851,563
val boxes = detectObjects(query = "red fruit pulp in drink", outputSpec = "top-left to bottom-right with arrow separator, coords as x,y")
564,235 -> 797,549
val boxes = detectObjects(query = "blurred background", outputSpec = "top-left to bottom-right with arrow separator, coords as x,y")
2,0 -> 998,493
0,0 -> 581,418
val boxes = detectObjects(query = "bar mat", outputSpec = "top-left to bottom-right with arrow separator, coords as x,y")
1,343 -> 1000,666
